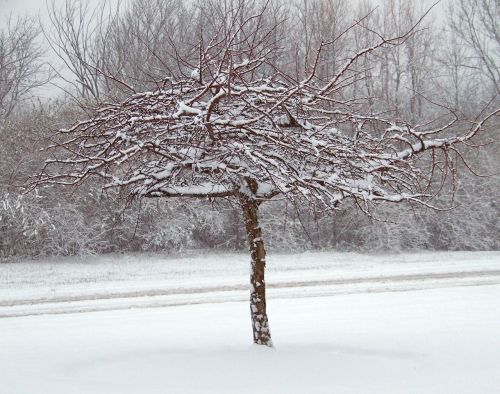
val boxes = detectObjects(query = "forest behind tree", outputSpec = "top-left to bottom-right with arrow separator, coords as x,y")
0,0 -> 498,260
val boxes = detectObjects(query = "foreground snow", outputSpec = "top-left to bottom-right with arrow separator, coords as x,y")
1,251 -> 500,393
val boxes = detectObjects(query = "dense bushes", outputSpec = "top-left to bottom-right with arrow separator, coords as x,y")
1,179 -> 498,260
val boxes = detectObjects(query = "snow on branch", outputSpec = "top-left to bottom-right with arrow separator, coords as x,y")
32,5 -> 498,213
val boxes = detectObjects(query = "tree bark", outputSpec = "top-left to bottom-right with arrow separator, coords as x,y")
240,196 -> 273,347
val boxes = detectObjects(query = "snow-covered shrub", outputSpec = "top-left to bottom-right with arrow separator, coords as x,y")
0,192 -> 51,258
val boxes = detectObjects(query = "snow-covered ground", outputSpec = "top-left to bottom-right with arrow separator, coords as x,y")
1,251 -> 500,393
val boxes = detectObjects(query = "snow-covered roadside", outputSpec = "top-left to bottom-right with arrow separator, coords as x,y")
2,251 -> 499,299
1,251 -> 499,317
1,284 -> 499,394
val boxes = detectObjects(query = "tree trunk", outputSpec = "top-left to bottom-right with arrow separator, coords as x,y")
240,196 -> 273,347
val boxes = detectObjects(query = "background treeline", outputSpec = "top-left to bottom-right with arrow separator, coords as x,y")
0,0 -> 498,259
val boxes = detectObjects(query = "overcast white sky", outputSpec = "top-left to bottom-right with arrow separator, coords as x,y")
0,0 -> 122,22
1,0 -> 64,20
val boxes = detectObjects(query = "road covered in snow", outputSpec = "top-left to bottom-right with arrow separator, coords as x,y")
1,251 -> 500,393
1,251 -> 500,317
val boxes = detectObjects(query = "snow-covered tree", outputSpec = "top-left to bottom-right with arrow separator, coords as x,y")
32,4 -> 499,346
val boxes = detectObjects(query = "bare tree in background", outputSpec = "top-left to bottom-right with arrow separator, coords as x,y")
448,0 -> 500,96
100,0 -> 190,93
0,16 -> 49,120
45,0 -> 120,101
32,2 -> 499,346
45,0 -> 208,100
293,0 -> 350,81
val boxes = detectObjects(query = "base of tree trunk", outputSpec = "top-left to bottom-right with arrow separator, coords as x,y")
250,265 -> 273,347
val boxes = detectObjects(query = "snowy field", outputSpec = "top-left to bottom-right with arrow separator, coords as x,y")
1,251 -> 500,393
